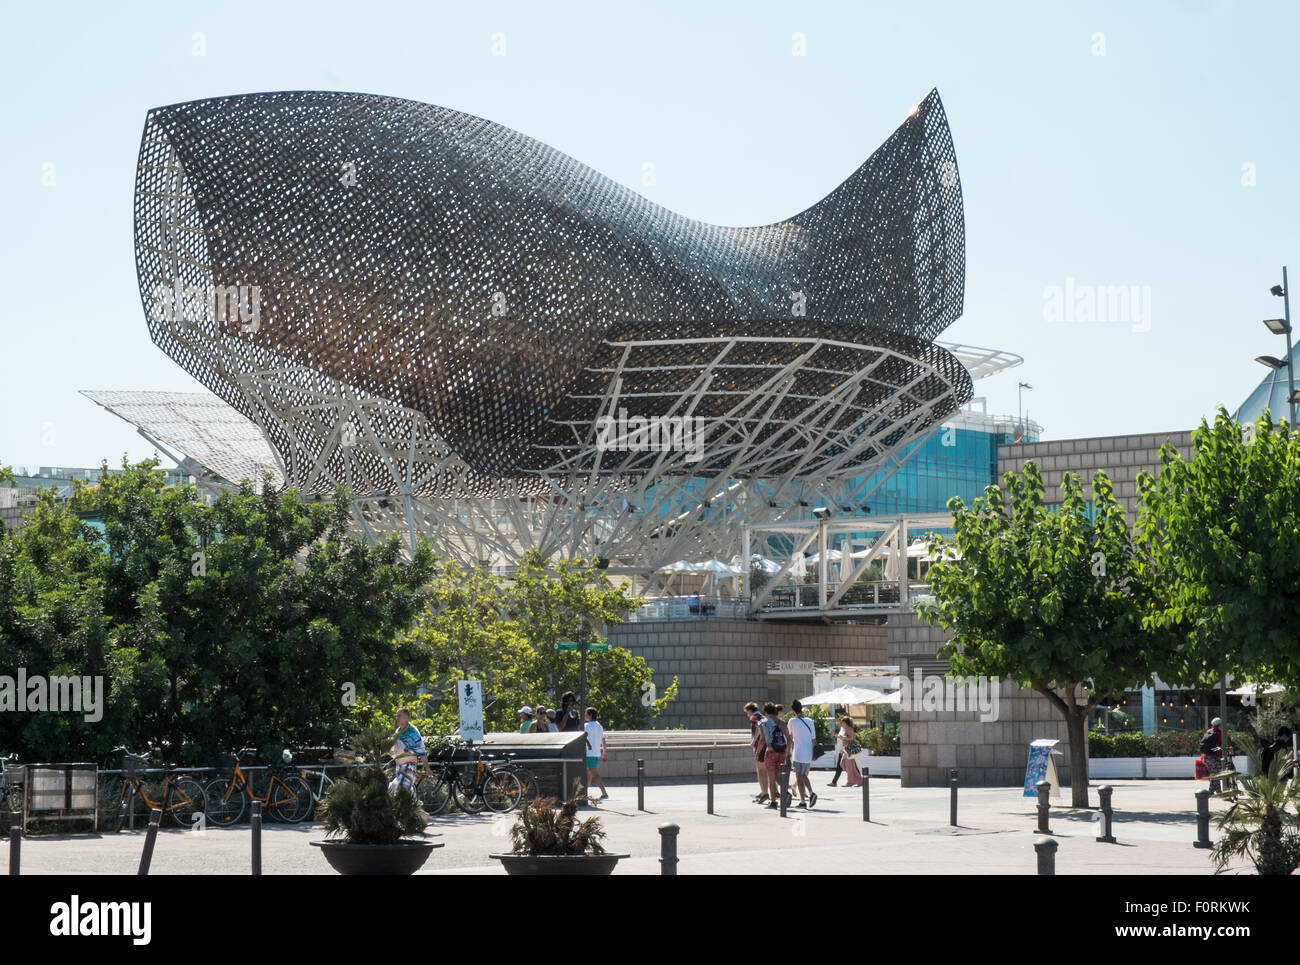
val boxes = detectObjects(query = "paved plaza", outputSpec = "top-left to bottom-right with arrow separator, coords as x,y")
15,776 -> 1248,875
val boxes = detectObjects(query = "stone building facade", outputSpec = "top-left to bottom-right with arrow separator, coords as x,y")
608,618 -> 887,730
996,429 -> 1195,519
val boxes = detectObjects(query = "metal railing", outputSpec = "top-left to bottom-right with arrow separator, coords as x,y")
627,598 -> 749,622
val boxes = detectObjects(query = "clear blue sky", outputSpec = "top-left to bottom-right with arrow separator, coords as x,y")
2,0 -> 1297,470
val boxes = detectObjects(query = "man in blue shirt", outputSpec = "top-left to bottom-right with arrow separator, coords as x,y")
389,708 -> 434,794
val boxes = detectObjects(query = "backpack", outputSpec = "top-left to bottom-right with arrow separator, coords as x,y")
768,721 -> 787,753
1198,729 -> 1217,754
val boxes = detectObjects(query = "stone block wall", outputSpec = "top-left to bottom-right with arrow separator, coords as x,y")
609,618 -> 888,730
998,429 -> 1194,521
888,611 -> 1073,788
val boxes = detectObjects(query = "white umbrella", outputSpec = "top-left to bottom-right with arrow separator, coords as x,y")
862,690 -> 902,706
694,559 -> 743,576
656,559 -> 698,572
656,559 -> 742,575
805,549 -> 843,564
747,554 -> 782,574
1227,683 -> 1286,696
798,685 -> 885,705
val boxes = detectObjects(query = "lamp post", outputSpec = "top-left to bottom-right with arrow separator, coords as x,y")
1259,267 -> 1296,429
1016,381 -> 1032,442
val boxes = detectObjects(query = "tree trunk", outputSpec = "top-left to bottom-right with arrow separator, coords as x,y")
1064,704 -> 1091,809
1033,682 -> 1092,809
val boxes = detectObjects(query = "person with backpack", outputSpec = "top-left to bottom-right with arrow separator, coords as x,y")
754,702 -> 791,809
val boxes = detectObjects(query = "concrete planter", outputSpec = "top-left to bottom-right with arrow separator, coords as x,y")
490,852 -> 629,875
1087,756 -> 1250,779
311,839 -> 443,875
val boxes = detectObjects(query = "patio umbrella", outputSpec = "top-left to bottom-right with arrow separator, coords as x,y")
862,690 -> 902,706
1227,683 -> 1286,696
804,549 -> 843,564
798,685 -> 885,705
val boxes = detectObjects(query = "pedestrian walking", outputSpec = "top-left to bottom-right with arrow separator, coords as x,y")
827,715 -> 853,787
1199,717 -> 1227,793
787,700 -> 818,809
745,701 -> 768,803
584,707 -> 608,799
837,716 -> 863,788
754,702 -> 790,809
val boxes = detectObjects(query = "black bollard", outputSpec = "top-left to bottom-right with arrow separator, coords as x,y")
706,761 -> 714,815
137,807 -> 162,875
1193,789 -> 1212,849
779,758 -> 791,817
1097,785 -> 1116,844
862,767 -> 870,822
1034,835 -> 1058,875
8,812 -> 20,875
949,768 -> 959,827
637,759 -> 645,812
251,800 -> 262,875
658,822 -> 679,875
1034,780 -> 1055,837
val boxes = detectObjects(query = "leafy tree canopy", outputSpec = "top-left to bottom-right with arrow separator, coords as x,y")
1136,407 -> 1300,693
919,461 -> 1177,806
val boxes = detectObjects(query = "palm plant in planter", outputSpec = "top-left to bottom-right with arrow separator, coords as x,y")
1210,749 -> 1300,876
310,726 -> 443,875
491,780 -> 628,875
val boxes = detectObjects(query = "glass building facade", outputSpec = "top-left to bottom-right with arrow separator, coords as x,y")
857,405 -> 1042,517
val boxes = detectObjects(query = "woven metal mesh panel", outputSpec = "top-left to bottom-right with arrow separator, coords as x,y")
133,88 -> 969,495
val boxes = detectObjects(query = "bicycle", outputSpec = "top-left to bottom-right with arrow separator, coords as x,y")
491,753 -> 540,805
1,754 -> 24,834
105,748 -> 206,832
298,763 -> 336,813
416,743 -> 522,815
203,751 -> 314,825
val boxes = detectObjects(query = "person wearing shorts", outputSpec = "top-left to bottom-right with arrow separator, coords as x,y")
389,708 -> 434,795
746,701 -> 768,803
787,700 -> 818,809
756,703 -> 790,809
584,707 -> 608,799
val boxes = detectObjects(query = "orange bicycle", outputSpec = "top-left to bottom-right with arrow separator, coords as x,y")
105,747 -> 206,831
203,750 -> 314,825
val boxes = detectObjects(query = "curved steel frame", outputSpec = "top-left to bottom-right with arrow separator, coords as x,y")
132,88 -> 972,574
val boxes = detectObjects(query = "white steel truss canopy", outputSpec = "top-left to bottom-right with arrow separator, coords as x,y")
744,512 -> 957,619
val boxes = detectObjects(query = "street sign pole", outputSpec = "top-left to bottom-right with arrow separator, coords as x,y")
580,641 -> 588,719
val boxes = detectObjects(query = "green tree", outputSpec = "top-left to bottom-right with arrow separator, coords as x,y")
0,490 -> 124,759
399,559 -> 541,733
918,462 -> 1173,807
1136,407 -> 1300,695
368,551 -> 678,734
511,550 -> 676,727
0,458 -> 436,762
